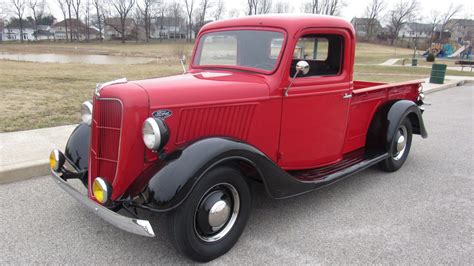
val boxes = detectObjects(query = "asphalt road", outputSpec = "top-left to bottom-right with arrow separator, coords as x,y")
1,85 -> 473,264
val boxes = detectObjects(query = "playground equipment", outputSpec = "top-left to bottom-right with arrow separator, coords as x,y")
448,45 -> 466,58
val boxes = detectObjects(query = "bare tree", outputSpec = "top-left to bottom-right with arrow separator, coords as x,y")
195,0 -> 212,33
247,0 -> 258,15
11,0 -> 27,43
258,0 -> 272,14
111,0 -> 136,43
57,0 -> 69,41
427,9 -> 440,42
65,0 -> 73,40
438,4 -> 463,41
138,0 -> 158,42
273,1 -> 289,13
171,0 -> 182,40
303,0 -> 345,15
183,0 -> 195,41
364,0 -> 384,40
28,0 -> 45,40
92,0 -> 103,41
387,0 -> 418,45
84,0 -> 91,41
213,0 -> 224,20
71,0 -> 81,40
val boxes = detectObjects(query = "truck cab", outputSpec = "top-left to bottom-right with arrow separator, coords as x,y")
50,15 -> 427,262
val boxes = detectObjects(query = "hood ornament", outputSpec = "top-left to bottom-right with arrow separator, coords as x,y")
95,78 -> 128,97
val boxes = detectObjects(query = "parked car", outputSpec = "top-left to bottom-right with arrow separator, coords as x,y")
50,15 -> 427,262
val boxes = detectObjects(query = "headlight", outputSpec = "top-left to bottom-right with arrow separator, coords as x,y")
81,101 -> 93,125
142,117 -> 169,150
49,149 -> 65,171
92,177 -> 111,204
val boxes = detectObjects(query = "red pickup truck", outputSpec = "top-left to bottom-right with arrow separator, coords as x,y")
50,15 -> 427,262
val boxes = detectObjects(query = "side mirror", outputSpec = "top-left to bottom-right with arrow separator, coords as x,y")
295,60 -> 310,75
284,60 -> 310,96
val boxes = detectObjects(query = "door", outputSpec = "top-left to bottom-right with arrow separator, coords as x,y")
278,32 -> 352,169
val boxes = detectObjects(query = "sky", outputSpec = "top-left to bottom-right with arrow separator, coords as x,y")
1,0 -> 472,25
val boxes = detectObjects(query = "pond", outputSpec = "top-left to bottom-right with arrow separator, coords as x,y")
0,52 -> 155,65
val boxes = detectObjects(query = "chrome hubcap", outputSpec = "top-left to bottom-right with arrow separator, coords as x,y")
208,200 -> 231,230
393,125 -> 408,160
194,183 -> 240,242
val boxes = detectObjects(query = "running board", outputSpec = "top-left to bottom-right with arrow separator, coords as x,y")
289,149 -> 389,186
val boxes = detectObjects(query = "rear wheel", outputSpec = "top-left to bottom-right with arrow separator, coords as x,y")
380,117 -> 413,172
167,166 -> 251,262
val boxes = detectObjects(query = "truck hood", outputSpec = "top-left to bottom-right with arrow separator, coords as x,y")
132,71 -> 271,108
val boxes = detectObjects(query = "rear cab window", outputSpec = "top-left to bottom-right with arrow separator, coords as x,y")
290,34 -> 344,77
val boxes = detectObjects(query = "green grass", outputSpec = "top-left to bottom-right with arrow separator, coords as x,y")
0,41 -> 472,132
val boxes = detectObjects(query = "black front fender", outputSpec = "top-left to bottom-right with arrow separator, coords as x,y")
64,123 -> 90,172
145,138 -> 314,212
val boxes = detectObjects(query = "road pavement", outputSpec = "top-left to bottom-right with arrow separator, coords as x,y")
1,85 -> 473,264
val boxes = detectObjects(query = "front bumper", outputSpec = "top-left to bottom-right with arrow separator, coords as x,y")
51,169 -> 155,237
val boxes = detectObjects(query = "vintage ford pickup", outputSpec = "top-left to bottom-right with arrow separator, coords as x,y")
50,15 -> 427,261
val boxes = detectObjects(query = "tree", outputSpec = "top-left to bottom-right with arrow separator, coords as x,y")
138,0 -> 158,42
84,0 -> 91,41
65,0 -> 73,41
247,0 -> 257,15
57,0 -> 69,41
427,9 -> 440,42
387,0 -> 418,45
183,0 -> 195,41
194,0 -> 212,36
438,4 -> 462,41
72,0 -> 81,40
258,0 -> 272,14
111,0 -> 136,43
213,0 -> 224,20
28,0 -> 45,40
302,0 -> 345,16
364,0 -> 384,40
11,0 -> 26,42
273,1 -> 289,14
92,0 -> 103,41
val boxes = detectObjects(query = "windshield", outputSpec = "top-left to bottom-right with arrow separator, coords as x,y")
194,30 -> 285,72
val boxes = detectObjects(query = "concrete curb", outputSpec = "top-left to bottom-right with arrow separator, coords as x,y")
424,80 -> 466,94
0,161 -> 49,184
0,124 -> 77,185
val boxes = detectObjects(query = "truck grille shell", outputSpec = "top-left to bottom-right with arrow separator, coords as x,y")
89,98 -> 123,189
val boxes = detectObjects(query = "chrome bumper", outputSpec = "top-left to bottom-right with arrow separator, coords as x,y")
51,169 -> 155,237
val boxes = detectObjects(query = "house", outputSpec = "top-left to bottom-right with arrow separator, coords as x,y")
2,20 -> 35,41
52,19 -> 100,41
104,18 -> 142,40
350,17 -> 382,39
398,23 -> 432,39
151,16 -> 187,39
446,19 -> 474,43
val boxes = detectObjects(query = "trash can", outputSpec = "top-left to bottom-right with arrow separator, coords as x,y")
429,64 -> 447,84
411,58 -> 418,66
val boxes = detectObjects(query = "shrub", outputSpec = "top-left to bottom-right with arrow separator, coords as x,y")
426,53 -> 435,62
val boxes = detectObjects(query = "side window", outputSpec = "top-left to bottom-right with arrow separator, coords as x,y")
290,34 -> 343,77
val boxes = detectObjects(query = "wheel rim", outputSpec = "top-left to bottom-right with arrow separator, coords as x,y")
194,183 -> 240,243
393,125 -> 408,161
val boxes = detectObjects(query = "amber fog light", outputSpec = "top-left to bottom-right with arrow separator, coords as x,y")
81,101 -> 93,125
49,149 -> 65,171
92,177 -> 111,204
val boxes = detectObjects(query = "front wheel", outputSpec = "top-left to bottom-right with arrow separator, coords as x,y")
167,166 -> 251,262
380,117 -> 413,172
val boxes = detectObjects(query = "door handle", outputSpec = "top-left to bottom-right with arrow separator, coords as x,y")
342,93 -> 352,99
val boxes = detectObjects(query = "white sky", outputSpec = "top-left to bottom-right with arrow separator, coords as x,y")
1,0 -> 472,25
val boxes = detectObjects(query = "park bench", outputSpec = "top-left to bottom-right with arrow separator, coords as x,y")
455,60 -> 474,72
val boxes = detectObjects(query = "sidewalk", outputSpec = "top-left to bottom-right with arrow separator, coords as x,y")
0,125 -> 77,184
1,77 -> 473,184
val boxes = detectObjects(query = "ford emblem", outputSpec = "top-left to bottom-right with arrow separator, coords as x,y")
153,110 -> 172,120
